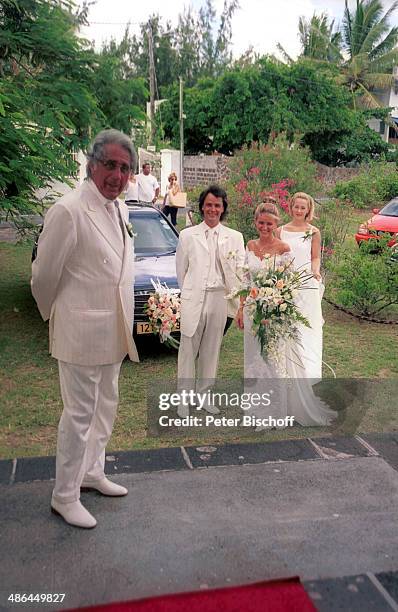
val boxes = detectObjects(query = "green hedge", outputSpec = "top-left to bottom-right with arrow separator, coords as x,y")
331,162 -> 398,209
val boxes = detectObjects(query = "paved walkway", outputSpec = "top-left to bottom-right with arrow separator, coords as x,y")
1,433 -> 398,611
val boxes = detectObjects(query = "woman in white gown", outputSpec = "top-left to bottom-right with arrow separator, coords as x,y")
276,192 -> 323,379
237,199 -> 336,428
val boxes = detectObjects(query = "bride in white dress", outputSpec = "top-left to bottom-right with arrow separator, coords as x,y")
236,200 -> 336,427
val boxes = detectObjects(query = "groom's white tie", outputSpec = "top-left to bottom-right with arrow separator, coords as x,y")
205,227 -> 224,289
206,228 -> 217,281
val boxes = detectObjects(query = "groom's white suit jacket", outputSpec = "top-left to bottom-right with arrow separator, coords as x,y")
31,180 -> 139,366
176,221 -> 245,337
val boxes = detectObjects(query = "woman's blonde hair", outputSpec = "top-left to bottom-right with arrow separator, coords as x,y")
262,194 -> 277,205
168,172 -> 178,182
254,202 -> 280,222
289,192 -> 315,221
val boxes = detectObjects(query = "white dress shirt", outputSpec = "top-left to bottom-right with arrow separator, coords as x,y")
137,173 -> 159,202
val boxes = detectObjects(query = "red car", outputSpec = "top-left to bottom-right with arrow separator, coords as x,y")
355,197 -> 398,247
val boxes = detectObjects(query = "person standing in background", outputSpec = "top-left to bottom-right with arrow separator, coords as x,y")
162,172 -> 180,226
125,171 -> 139,204
137,162 -> 159,205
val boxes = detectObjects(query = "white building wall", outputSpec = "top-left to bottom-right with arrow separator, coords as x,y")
388,66 -> 398,119
160,149 -> 181,196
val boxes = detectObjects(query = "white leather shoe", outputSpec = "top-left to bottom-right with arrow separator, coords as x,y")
81,477 -> 128,496
176,404 -> 190,418
51,499 -> 97,529
202,401 -> 220,415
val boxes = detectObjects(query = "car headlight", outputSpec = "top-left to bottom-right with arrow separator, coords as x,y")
357,225 -> 369,235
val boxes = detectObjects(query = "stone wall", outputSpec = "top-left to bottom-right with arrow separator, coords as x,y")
183,155 -> 230,188
182,157 -> 367,191
314,162 -> 364,190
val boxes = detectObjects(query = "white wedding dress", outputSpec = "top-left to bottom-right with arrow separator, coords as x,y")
243,248 -> 336,427
280,227 -> 324,378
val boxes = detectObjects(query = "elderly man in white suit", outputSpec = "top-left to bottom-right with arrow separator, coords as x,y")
176,185 -> 245,413
31,129 -> 139,529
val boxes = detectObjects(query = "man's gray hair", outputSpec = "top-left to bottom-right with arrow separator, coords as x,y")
86,129 -> 137,178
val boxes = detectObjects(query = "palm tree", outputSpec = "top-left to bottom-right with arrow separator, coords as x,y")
298,13 -> 342,62
338,0 -> 398,109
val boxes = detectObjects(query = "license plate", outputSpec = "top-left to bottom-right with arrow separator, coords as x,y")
136,322 -> 153,334
136,321 -> 180,334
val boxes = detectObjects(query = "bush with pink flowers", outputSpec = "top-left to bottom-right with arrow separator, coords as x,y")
226,135 -> 319,240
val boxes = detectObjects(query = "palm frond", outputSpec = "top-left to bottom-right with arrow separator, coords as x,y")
356,81 -> 384,108
360,20 -> 389,54
381,0 -> 398,23
276,42 -> 293,65
368,48 -> 398,73
363,71 -> 395,89
369,26 -> 398,59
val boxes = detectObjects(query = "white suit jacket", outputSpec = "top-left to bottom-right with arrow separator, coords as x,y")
176,221 -> 245,337
31,180 -> 139,366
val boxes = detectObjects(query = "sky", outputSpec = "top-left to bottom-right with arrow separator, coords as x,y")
79,0 -> 398,60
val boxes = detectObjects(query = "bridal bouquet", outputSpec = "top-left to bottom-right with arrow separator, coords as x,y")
144,279 -> 181,349
231,255 -> 312,372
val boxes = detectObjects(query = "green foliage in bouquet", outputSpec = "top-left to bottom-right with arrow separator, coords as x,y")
232,255 -> 312,372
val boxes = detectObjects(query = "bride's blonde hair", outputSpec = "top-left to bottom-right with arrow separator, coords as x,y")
254,202 -> 280,222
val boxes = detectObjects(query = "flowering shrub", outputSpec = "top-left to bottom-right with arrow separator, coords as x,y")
227,135 -> 319,240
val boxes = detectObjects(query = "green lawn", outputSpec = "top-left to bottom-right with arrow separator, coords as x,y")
0,238 -> 397,459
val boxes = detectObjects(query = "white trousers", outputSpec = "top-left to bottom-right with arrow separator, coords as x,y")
178,289 -> 227,389
52,360 -> 122,504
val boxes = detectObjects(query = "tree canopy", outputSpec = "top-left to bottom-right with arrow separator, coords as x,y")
0,0 -> 148,221
0,0 -> 105,219
158,58 -> 389,164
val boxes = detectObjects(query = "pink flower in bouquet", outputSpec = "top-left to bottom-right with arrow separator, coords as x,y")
276,279 -> 284,289
250,287 -> 259,298
261,319 -> 270,325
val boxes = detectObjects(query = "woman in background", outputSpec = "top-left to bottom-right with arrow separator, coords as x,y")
124,171 -> 138,204
162,172 -> 180,226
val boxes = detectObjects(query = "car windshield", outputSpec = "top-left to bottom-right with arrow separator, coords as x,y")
129,211 -> 178,255
379,199 -> 398,217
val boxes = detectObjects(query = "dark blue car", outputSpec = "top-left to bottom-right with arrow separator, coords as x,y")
129,204 -> 180,337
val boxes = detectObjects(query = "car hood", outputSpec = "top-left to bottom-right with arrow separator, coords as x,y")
367,214 -> 398,232
134,253 -> 179,289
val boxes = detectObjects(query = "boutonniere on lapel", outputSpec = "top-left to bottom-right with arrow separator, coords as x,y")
125,222 -> 136,238
302,229 -> 313,242
227,249 -> 238,260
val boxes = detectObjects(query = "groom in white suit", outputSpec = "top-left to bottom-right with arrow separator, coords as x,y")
31,129 -> 139,528
176,185 -> 245,412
